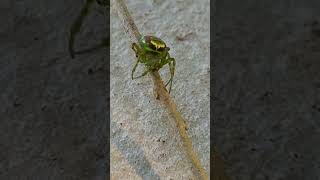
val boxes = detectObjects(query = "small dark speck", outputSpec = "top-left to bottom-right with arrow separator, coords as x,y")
13,102 -> 21,107
250,148 -> 256,152
312,104 -> 320,112
293,153 -> 299,159
157,138 -> 161,142
311,20 -> 319,27
34,37 -> 39,40
176,32 -> 194,41
259,91 -> 272,100
88,68 -> 93,74
41,105 -> 47,111
263,91 -> 272,97
162,140 -> 165,143
120,123 -> 123,126
69,105 -> 74,111
176,36 -> 184,41
239,137 -> 245,140
185,127 -> 188,131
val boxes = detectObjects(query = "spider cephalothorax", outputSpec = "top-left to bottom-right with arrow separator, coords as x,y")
140,35 -> 167,52
132,35 -> 176,93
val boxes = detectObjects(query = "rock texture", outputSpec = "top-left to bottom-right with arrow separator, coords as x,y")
214,0 -> 320,179
1,1 -> 108,179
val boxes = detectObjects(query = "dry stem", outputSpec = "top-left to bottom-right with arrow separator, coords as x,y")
113,0 -> 209,179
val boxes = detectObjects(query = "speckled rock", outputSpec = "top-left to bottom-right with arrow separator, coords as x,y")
110,0 -> 210,179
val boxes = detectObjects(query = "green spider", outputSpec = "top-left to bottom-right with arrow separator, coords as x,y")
132,35 -> 176,93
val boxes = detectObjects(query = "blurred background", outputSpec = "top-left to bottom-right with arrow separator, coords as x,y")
1,1 -> 108,179
214,0 -> 320,179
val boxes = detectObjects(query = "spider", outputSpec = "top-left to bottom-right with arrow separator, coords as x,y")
132,35 -> 176,93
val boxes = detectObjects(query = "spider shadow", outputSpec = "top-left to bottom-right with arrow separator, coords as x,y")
111,120 -> 161,180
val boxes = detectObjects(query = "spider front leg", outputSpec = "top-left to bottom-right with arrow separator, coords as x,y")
132,68 -> 152,79
131,43 -> 150,79
165,57 -> 176,93
132,59 -> 151,80
131,58 -> 140,80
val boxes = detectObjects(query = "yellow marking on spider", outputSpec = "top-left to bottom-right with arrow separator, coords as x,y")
151,39 -> 165,50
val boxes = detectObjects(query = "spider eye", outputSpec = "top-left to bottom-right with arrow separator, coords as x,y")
158,47 -> 166,51
151,38 -> 165,48
149,42 -> 157,51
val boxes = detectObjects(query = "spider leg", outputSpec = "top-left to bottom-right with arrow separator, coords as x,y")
131,43 -> 141,57
68,0 -> 95,59
131,58 -> 140,79
132,68 -> 151,79
131,43 -> 148,79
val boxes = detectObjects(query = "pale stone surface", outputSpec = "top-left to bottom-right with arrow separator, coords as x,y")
111,145 -> 143,180
110,0 -> 210,179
